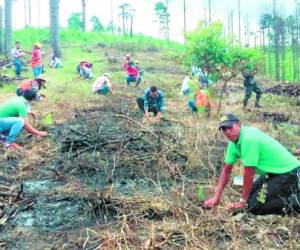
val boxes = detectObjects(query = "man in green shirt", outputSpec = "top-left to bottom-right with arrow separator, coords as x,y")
203,113 -> 300,214
0,90 -> 48,150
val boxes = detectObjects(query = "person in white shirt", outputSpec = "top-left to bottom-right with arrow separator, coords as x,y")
11,42 -> 25,79
49,56 -> 62,68
92,73 -> 113,95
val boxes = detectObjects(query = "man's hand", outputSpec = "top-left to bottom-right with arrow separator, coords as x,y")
225,201 -> 246,211
37,131 -> 48,138
203,195 -> 221,209
155,112 -> 161,122
295,148 -> 300,156
29,111 -> 36,119
145,111 -> 152,123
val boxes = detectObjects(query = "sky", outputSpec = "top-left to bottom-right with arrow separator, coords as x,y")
2,0 -> 297,44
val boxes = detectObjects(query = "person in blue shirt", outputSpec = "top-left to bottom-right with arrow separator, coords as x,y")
136,86 -> 165,123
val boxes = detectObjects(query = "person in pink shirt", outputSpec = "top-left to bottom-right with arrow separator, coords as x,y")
92,73 -> 113,95
31,43 -> 43,78
124,61 -> 140,86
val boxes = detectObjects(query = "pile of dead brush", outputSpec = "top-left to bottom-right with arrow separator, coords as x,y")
265,84 -> 300,97
52,102 -> 189,178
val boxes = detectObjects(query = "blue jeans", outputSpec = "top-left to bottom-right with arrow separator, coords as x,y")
188,100 -> 197,113
13,58 -> 23,76
0,117 -> 25,144
126,75 -> 137,86
32,65 -> 43,78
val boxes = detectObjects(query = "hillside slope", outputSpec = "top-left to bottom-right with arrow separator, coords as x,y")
0,36 -> 299,249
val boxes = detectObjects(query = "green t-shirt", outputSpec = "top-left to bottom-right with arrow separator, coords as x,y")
0,96 -> 29,118
224,126 -> 300,175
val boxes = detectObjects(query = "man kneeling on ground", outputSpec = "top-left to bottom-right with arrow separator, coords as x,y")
136,86 -> 165,123
0,90 -> 48,150
203,113 -> 300,215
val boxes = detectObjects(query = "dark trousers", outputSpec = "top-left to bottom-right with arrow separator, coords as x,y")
243,81 -> 262,107
126,75 -> 141,86
136,97 -> 158,116
247,167 -> 300,215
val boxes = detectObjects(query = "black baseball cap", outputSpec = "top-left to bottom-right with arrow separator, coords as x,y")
219,113 -> 240,130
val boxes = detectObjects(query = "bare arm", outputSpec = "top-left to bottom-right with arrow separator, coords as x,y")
203,164 -> 233,208
24,118 -> 48,137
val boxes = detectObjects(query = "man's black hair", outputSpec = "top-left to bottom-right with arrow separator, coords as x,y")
150,86 -> 157,93
22,89 -> 37,101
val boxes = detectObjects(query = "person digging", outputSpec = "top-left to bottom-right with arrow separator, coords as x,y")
0,90 -> 48,150
203,113 -> 300,215
92,73 -> 113,96
16,78 -> 47,101
136,86 -> 165,123
124,61 -> 140,87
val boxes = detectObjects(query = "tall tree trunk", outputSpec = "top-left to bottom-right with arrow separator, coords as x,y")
208,0 -> 211,24
244,15 -> 249,46
28,0 -> 31,26
203,0 -> 207,27
261,27 -> 266,74
37,0 -> 40,27
273,1 -> 280,81
122,10 -> 125,35
267,28 -> 272,77
82,0 -> 86,31
4,0 -> 12,57
295,0 -> 300,81
130,15 -> 133,37
0,6 -> 3,54
238,0 -> 241,45
13,0 -> 16,30
230,9 -> 234,37
227,12 -> 231,39
117,12 -> 120,34
50,0 -> 61,58
125,15 -> 129,35
183,0 -> 186,44
281,32 -> 286,81
110,0 -> 114,34
24,0 -> 27,27
274,27 -> 280,81
165,0 -> 169,41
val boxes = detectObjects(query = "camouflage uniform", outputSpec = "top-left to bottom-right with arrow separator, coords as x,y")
243,72 -> 262,108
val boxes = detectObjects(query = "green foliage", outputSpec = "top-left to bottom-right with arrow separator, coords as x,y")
184,22 -> 228,73
184,22 -> 263,79
106,21 -> 115,33
43,113 -> 53,126
154,1 -> 170,37
197,184 -> 206,201
90,16 -> 105,32
67,13 -> 82,31
13,28 -> 50,48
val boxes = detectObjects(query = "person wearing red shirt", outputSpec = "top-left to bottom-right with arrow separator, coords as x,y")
124,61 -> 140,86
16,78 -> 46,101
31,43 -> 43,78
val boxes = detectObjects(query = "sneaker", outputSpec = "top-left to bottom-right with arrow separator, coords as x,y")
255,104 -> 263,108
6,142 -> 22,150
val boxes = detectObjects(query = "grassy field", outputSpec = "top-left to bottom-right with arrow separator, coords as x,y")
0,29 -> 299,249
